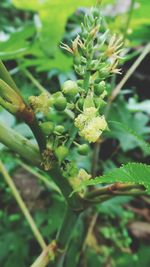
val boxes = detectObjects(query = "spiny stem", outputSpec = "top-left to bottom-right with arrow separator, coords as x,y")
0,160 -> 47,250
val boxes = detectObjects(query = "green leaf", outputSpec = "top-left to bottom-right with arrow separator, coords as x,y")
0,24 -> 35,60
107,99 -> 150,153
13,0 -> 98,71
12,0 -> 96,71
108,121 -> 150,155
77,163 -> 150,194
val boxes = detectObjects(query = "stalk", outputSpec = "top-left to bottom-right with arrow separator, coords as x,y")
123,0 -> 135,41
0,60 -> 20,93
0,161 -> 46,250
0,121 -> 41,166
110,42 -> 150,102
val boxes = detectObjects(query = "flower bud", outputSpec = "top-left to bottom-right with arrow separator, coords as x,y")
55,125 -> 65,135
77,144 -> 89,155
76,98 -> 84,110
94,97 -> 107,111
40,122 -> 54,136
55,146 -> 69,162
99,68 -> 110,79
62,80 -> 79,100
94,81 -> 106,96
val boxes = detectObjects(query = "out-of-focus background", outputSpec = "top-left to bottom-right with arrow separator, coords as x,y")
0,1 -> 150,266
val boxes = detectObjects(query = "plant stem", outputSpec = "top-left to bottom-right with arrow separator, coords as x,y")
0,60 -> 20,93
110,42 -> 150,102
63,213 -> 89,267
105,42 -> 150,117
31,208 -> 81,267
91,140 -> 102,177
0,122 -> 84,210
48,165 -> 84,210
0,121 -> 41,166
49,207 -> 81,267
123,0 -> 135,41
0,160 -> 46,250
28,116 -> 47,152
31,241 -> 58,267
23,68 -> 47,93
85,183 -> 145,199
83,70 -> 90,92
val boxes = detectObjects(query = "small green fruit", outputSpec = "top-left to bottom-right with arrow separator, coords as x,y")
94,81 -> 106,96
77,144 -> 89,155
55,125 -> 65,134
40,122 -> 54,135
62,80 -> 79,100
53,96 -> 67,111
55,146 -> 69,162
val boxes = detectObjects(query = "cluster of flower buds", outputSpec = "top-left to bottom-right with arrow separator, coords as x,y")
27,8 -> 123,166
60,8 -> 123,144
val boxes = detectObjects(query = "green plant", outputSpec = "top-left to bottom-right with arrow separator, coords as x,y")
0,2 -> 150,267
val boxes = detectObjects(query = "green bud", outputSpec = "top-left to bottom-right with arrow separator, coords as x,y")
94,81 -> 106,96
77,79 -> 84,87
55,146 -> 69,162
77,144 -> 89,155
62,80 -> 79,100
99,68 -> 110,79
53,96 -> 67,111
40,122 -> 54,136
52,92 -> 63,98
94,97 -> 106,112
55,125 -> 65,134
76,98 -> 84,110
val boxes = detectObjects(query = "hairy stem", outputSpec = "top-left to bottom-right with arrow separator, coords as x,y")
0,161 -> 46,250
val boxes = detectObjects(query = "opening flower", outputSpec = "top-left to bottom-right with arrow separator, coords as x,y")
75,107 -> 107,143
